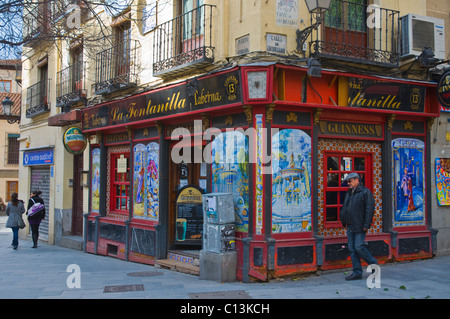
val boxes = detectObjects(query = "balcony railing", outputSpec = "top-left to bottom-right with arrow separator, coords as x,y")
309,0 -> 400,67
153,4 -> 215,77
94,40 -> 139,95
56,61 -> 86,109
26,79 -> 50,118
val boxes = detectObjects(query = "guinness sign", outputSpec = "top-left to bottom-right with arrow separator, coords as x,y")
319,121 -> 383,139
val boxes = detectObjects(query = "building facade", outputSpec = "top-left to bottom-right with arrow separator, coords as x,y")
20,0 -> 448,281
427,0 -> 450,257
0,59 -> 21,206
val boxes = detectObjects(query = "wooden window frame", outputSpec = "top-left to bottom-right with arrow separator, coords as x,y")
109,152 -> 131,215
323,151 -> 372,228
0,80 -> 11,93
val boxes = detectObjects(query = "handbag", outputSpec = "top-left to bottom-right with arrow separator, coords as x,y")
28,198 -> 44,217
18,217 -> 25,229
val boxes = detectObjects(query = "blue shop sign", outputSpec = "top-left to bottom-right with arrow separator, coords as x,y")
23,148 -> 54,166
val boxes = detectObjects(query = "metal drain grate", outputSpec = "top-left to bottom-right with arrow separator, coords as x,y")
189,290 -> 251,299
103,284 -> 145,293
127,271 -> 164,277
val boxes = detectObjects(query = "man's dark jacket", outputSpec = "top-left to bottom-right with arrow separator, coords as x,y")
339,184 -> 375,232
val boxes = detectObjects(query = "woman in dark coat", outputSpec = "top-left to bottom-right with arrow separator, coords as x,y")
27,190 -> 45,248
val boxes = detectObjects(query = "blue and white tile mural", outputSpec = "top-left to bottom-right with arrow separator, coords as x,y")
271,129 -> 312,233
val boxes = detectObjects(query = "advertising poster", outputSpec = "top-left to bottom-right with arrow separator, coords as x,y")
436,158 -> 450,206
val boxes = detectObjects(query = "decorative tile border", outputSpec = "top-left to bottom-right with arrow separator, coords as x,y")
318,139 -> 383,237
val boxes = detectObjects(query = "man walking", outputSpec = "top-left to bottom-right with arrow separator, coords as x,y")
340,173 -> 378,280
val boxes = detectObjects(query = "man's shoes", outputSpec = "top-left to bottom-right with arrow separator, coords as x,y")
31,244 -> 37,248
345,273 -> 362,281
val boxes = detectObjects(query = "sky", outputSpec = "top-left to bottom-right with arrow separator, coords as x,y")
0,0 -> 23,60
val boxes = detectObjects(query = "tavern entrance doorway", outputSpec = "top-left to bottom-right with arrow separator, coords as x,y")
168,143 -> 207,251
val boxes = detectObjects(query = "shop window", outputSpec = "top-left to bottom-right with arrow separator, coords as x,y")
271,129 -> 312,233
211,131 -> 249,233
132,142 -> 159,221
91,148 -> 101,213
323,152 -> 371,228
110,153 -> 130,214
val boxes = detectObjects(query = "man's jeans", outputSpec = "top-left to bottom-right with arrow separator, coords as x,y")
347,225 -> 378,276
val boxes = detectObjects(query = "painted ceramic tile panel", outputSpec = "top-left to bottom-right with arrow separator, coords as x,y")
211,131 -> 249,232
272,129 -> 312,233
392,138 -> 425,227
133,142 -> 159,221
91,148 -> 101,213
436,158 -> 450,206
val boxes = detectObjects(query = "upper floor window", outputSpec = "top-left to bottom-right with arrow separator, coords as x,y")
7,133 -> 20,165
325,0 -> 366,32
0,80 -> 11,93
181,0 -> 204,39
70,43 -> 83,93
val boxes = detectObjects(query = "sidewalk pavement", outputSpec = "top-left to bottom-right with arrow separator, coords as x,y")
1,217 -> 450,301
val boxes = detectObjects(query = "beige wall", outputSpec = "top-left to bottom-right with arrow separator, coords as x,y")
0,64 -> 19,203
427,0 -> 450,60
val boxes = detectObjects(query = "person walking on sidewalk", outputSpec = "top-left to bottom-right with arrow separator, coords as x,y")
27,190 -> 45,248
340,173 -> 378,281
5,192 -> 25,250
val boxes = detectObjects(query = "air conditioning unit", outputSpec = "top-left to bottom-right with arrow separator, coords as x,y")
400,14 -> 445,60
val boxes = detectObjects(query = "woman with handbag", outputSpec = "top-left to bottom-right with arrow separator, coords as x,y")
5,192 -> 25,250
27,190 -> 45,248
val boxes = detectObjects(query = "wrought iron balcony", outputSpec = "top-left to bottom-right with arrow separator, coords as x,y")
56,61 -> 86,110
308,0 -> 400,67
26,79 -> 50,118
94,40 -> 139,95
153,4 -> 215,77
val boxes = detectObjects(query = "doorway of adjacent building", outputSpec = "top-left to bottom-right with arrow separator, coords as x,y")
72,154 -> 84,236
30,166 -> 50,241
6,181 -> 18,201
